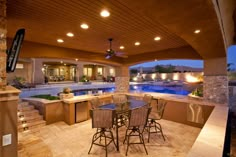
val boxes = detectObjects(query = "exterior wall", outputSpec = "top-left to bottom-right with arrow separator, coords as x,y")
0,0 -> 6,89
7,61 -> 32,84
140,72 -> 203,82
203,75 -> 228,105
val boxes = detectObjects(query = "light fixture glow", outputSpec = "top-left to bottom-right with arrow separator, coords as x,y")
75,58 -> 78,61
57,39 -> 64,43
134,42 -> 140,46
81,23 -> 89,29
60,61 -> 63,64
100,10 -> 110,17
194,29 -> 201,34
120,46 -> 124,49
154,36 -> 161,41
66,32 -> 74,37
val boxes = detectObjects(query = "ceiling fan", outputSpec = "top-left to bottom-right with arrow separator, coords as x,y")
105,38 -> 128,59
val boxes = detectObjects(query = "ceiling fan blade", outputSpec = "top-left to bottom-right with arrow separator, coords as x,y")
115,53 -> 128,58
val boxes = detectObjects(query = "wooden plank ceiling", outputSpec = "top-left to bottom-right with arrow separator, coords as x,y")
6,0 -> 226,65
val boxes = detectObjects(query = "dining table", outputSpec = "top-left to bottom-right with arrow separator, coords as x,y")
99,99 -> 147,151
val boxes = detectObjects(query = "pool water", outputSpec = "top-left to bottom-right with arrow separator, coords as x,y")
73,84 -> 191,96
129,84 -> 190,95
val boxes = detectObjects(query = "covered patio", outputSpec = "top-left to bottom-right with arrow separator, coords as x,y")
0,0 -> 236,157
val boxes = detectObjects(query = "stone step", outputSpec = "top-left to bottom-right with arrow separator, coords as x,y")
18,114 -> 43,124
18,120 -> 46,132
18,109 -> 39,117
18,101 -> 29,107
18,105 -> 34,112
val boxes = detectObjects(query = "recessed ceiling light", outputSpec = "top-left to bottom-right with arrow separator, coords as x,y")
120,46 -> 124,49
194,29 -> 201,34
135,42 -> 140,46
81,23 -> 89,29
75,58 -> 78,61
66,32 -> 74,37
100,10 -> 110,17
154,36 -> 161,41
60,61 -> 63,63
57,39 -> 64,43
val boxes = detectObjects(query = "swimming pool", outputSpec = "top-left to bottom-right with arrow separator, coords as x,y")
73,84 -> 192,96
129,84 -> 190,95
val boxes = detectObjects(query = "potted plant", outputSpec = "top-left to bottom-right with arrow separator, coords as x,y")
188,86 -> 203,100
59,87 -> 74,99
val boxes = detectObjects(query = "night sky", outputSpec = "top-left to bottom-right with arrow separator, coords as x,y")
131,45 -> 236,70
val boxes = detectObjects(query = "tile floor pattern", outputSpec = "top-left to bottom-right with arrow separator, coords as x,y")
18,119 -> 201,157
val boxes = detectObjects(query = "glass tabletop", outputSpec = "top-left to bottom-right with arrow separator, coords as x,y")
99,99 -> 147,113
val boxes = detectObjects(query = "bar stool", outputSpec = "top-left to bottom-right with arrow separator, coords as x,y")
123,106 -> 151,156
146,99 -> 167,142
88,109 -> 117,157
89,97 -> 102,109
143,94 -> 153,106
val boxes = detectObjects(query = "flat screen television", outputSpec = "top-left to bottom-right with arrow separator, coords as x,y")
6,28 -> 25,73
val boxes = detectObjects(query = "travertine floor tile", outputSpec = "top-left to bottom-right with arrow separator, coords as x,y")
18,119 -> 200,157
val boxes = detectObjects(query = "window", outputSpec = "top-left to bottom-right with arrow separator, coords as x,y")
109,68 -> 114,76
84,67 -> 92,77
97,67 -> 103,75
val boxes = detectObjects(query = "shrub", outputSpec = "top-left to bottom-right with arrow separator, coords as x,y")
191,86 -> 203,97
31,94 -> 59,100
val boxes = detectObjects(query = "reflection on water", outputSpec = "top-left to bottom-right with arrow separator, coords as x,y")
74,83 -> 195,96
129,84 -> 191,95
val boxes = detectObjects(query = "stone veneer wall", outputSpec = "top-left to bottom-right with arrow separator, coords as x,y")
115,77 -> 129,92
0,0 -> 7,89
203,75 -> 228,105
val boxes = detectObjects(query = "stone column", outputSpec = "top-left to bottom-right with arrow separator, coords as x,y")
32,58 -> 44,84
0,0 -> 7,89
104,66 -> 110,78
76,63 -> 83,82
0,1 -> 20,157
115,65 -> 129,93
203,57 -> 228,105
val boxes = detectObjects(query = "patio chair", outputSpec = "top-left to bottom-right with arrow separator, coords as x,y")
89,97 -> 102,109
123,106 -> 151,156
146,99 -> 167,142
143,94 -> 153,106
112,94 -> 128,104
112,94 -> 128,127
88,109 -> 117,157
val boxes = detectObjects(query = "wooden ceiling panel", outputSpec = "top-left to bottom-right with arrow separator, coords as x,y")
7,0 -> 188,56
6,0 -> 227,65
